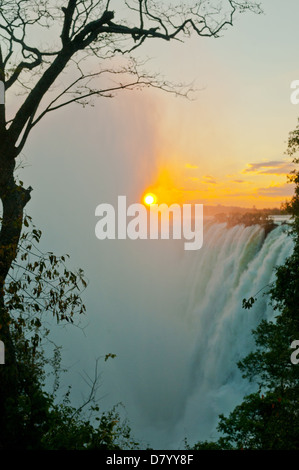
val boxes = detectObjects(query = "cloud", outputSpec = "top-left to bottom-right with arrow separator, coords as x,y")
257,182 -> 295,197
185,163 -> 199,169
202,175 -> 217,184
243,160 -> 295,176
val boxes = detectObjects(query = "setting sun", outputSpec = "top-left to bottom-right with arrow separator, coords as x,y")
144,193 -> 157,205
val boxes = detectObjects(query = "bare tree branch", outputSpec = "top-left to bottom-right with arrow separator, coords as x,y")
0,0 -> 262,152
61,0 -> 77,46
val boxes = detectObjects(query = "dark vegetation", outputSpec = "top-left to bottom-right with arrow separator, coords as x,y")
214,211 -> 279,236
1,214 -> 139,449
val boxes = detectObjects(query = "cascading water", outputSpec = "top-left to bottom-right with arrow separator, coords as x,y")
167,218 -> 294,448
73,216 -> 294,450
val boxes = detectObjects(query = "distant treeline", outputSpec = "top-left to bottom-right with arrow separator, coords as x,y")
204,204 -> 287,217
213,212 -> 280,235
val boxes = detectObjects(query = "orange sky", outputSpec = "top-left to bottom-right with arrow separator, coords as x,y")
141,158 -> 296,210
134,85 -> 297,210
133,0 -> 299,211
141,150 -> 294,208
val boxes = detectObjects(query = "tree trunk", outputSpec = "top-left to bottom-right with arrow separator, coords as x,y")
0,144 -> 32,448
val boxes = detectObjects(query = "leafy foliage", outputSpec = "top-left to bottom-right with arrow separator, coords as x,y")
1,216 -> 138,450
215,390 -> 299,450
2,214 -> 87,359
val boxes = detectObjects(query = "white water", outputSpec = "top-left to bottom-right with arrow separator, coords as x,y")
168,219 -> 294,448
57,218 -> 294,450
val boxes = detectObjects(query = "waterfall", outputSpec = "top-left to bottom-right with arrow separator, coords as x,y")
75,217 -> 294,450
169,219 -> 294,448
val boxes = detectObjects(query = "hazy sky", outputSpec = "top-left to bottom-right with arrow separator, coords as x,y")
18,0 -> 299,212
10,0 -> 299,448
